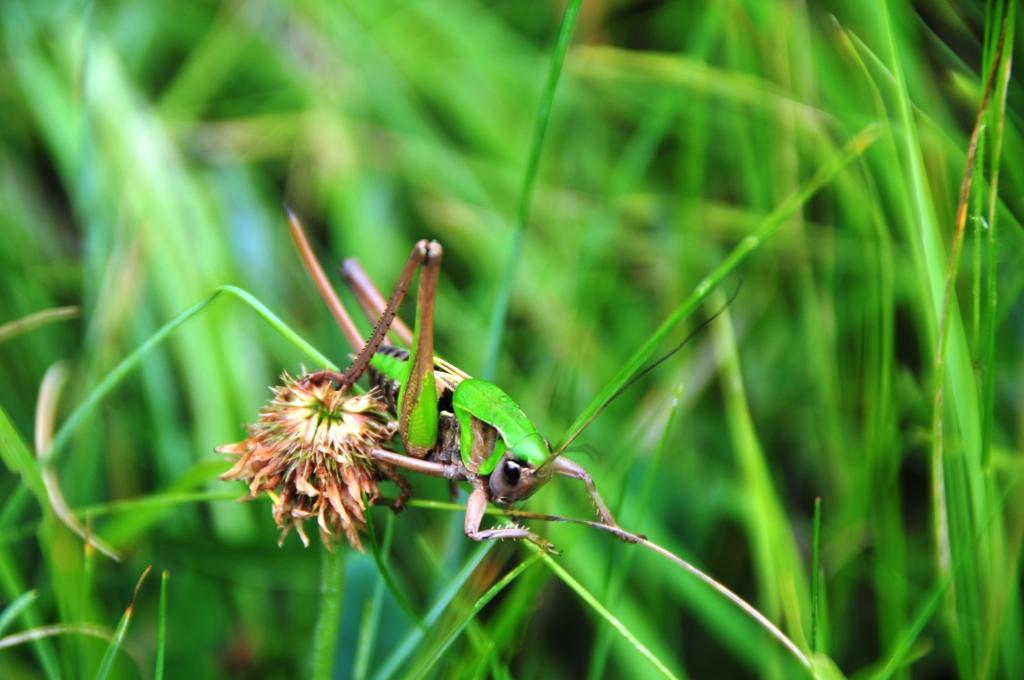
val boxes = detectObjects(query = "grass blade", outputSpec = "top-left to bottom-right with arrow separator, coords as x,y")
929,8 -> 1007,544
94,565 -> 151,680
0,590 -> 38,637
0,306 -> 78,344
76,489 -> 241,520
311,546 -> 345,680
363,506 -> 422,630
407,553 -> 542,680
588,386 -> 684,680
372,543 -> 493,680
482,0 -> 583,378
405,498 -> 812,671
0,623 -> 113,650
540,552 -> 680,680
155,570 -> 168,680
45,285 -> 337,467
556,124 -> 881,452
981,1 -> 1016,468
811,497 -> 822,654
0,548 -> 61,679
0,403 -> 47,502
35,363 -> 121,561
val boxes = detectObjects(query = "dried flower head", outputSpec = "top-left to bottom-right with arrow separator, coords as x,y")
218,373 -> 396,550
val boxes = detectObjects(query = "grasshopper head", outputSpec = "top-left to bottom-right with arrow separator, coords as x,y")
488,435 -> 554,503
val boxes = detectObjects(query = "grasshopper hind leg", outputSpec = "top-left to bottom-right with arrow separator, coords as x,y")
340,258 -> 414,347
373,463 -> 413,512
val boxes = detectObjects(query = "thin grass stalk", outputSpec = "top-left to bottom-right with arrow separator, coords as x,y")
540,552 -> 680,680
930,15 -> 1006,506
0,591 -> 39,637
79,520 -> 97,678
0,307 -> 79,344
405,499 -> 812,672
587,386 -> 684,680
372,544 -> 493,680
363,506 -> 422,629
94,565 -> 151,680
0,623 -> 113,651
155,570 -> 168,680
482,0 -> 583,378
981,2 -> 1015,468
311,547 -> 345,680
407,554 -> 542,680
928,20 -> 1007,670
811,497 -> 822,654
556,124 -> 880,452
35,363 -> 120,560
43,285 -> 336,468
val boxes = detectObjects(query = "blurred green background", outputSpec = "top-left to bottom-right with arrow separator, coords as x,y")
1,0 -> 1022,678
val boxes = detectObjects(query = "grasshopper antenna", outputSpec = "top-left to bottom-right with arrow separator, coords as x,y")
604,278 -> 743,409
552,280 -> 742,457
560,442 -> 603,461
285,206 -> 365,352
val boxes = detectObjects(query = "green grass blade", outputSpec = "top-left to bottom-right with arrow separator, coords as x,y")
556,124 -> 881,452
481,0 -> 583,378
0,307 -> 79,345
94,565 -> 151,680
363,507 -> 422,629
0,623 -> 113,651
352,581 -> 384,680
588,386 -> 684,680
981,0 -> 1016,468
406,553 -> 542,680
871,476 -> 1021,679
0,590 -> 38,637
811,497 -> 822,654
45,285 -> 337,467
540,552 -> 681,680
155,570 -> 168,680
0,548 -> 61,679
372,543 -> 493,680
77,489 -> 241,520
80,522 -> 99,678
870,576 -> 951,680
0,403 -> 46,502
311,547 -> 345,680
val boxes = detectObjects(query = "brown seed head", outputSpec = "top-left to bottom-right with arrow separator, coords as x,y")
217,373 -> 396,550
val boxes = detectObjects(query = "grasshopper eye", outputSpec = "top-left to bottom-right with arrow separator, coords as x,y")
501,459 -> 522,486
489,457 -> 533,502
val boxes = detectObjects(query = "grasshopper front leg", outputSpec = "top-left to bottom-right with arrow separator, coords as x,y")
464,479 -> 557,551
368,448 -> 556,550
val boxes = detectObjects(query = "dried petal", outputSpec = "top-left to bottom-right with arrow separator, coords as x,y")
218,373 -> 397,550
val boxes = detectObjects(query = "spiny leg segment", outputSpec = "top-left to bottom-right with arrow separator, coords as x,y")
341,258 -> 414,347
286,207 -> 436,390
464,480 -> 555,551
550,456 -> 619,528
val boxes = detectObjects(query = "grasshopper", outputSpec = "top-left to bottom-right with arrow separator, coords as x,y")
285,210 -> 632,549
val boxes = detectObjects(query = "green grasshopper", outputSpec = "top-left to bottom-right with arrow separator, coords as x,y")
286,210 -> 631,549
